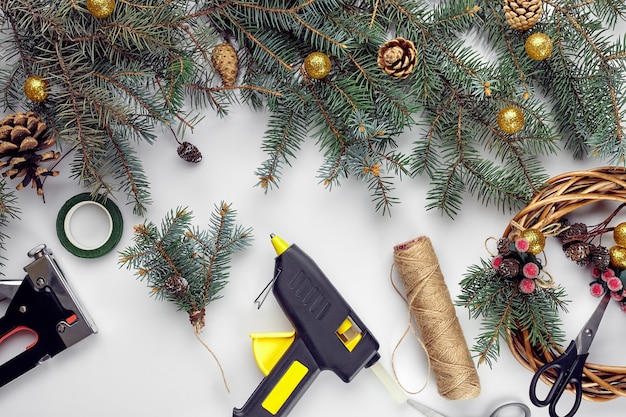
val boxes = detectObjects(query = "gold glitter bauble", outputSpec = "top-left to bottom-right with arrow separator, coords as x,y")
497,106 -> 524,134
610,245 -> 626,269
521,228 -> 546,255
525,32 -> 553,61
304,52 -> 331,80
614,222 -> 626,247
24,76 -> 49,102
87,0 -> 115,18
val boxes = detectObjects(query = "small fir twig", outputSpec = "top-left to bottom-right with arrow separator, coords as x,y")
119,202 -> 253,390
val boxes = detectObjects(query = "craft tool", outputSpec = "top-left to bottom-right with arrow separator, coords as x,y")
529,291 -> 611,417
408,400 -> 530,417
235,234 -> 407,417
0,244 -> 97,387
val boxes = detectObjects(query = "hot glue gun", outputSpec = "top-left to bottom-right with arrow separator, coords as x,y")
234,234 -> 404,417
0,244 -> 97,387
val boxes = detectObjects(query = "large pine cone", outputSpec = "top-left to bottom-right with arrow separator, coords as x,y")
211,42 -> 239,87
504,0 -> 543,31
377,37 -> 417,80
0,111 -> 60,195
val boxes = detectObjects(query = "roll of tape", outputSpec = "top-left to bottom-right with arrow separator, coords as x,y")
56,193 -> 123,258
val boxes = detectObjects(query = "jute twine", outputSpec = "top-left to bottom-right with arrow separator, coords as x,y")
504,166 -> 626,401
392,236 -> 481,400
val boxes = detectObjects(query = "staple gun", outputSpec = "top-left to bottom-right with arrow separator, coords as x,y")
0,244 -> 96,387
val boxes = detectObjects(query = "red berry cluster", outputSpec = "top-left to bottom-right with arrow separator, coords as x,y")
559,220 -> 626,312
491,235 -> 544,294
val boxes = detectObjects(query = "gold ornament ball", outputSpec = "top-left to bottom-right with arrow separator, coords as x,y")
24,76 -> 49,102
610,245 -> 626,269
521,228 -> 546,255
525,32 -> 553,61
304,52 -> 331,80
497,106 -> 525,134
614,222 -> 626,247
87,0 -> 116,18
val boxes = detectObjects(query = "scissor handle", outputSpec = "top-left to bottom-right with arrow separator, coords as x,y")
529,341 -> 586,417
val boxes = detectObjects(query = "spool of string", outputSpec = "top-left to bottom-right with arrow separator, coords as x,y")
392,236 -> 480,400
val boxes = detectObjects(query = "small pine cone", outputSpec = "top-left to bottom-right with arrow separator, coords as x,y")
560,222 -> 588,242
504,0 -> 543,31
211,42 -> 239,87
177,141 -> 202,163
497,237 -> 513,255
589,245 -> 610,270
377,37 -> 417,80
164,274 -> 189,296
564,241 -> 591,265
0,111 -> 59,195
498,258 -> 520,279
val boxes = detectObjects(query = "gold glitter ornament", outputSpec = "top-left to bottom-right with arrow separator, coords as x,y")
304,52 -> 331,80
614,222 -> 626,247
87,0 -> 115,19
610,245 -> 626,269
497,106 -> 524,134
525,32 -> 553,61
521,228 -> 546,255
24,76 -> 49,103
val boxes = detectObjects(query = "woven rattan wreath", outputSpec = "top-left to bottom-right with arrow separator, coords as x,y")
460,166 -> 626,402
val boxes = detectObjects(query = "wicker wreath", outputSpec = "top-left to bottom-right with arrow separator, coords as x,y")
506,167 -> 626,401
460,166 -> 626,402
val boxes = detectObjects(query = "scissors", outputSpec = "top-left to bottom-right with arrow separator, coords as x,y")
407,399 -> 530,417
529,291 -> 611,417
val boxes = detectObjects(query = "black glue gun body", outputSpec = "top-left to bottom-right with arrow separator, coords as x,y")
233,236 -> 380,417
0,245 -> 96,387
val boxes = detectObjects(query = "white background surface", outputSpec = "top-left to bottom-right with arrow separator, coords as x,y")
2,35 -> 626,417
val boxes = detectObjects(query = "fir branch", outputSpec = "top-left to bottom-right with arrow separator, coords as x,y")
458,259 -> 568,367
119,203 -> 253,332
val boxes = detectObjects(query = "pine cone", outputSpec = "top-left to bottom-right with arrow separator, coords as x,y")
498,258 -> 520,279
559,222 -> 587,241
177,141 -> 202,163
504,0 -> 543,31
564,241 -> 591,265
589,245 -> 610,270
377,37 -> 417,80
497,237 -> 513,255
211,42 -> 239,87
0,111 -> 59,195
164,274 -> 189,296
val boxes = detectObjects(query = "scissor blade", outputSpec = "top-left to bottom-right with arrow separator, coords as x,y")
407,399 -> 447,417
575,292 -> 611,355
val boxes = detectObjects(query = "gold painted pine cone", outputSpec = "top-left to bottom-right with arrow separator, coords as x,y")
377,37 -> 417,80
504,0 -> 543,31
211,42 -> 239,87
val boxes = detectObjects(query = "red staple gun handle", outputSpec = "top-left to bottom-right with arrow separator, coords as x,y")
0,245 -> 96,388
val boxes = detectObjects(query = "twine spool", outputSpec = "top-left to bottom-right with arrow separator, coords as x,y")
393,236 -> 480,400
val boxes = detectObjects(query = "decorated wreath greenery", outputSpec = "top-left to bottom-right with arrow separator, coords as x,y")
459,166 -> 626,402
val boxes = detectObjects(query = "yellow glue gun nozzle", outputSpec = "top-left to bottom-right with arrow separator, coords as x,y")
270,234 -> 290,256
250,331 -> 296,376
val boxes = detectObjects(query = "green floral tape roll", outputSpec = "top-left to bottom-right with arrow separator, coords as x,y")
56,193 -> 123,258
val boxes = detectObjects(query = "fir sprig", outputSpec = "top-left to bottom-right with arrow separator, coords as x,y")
458,258 -> 568,367
119,202 -> 253,333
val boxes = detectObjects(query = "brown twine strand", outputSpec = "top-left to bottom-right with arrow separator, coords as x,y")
392,236 -> 481,400
193,328 -> 231,393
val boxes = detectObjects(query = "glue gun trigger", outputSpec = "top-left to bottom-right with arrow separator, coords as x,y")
250,331 -> 296,376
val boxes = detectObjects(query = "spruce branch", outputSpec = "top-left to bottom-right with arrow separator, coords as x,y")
458,259 -> 568,367
119,202 -> 253,333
